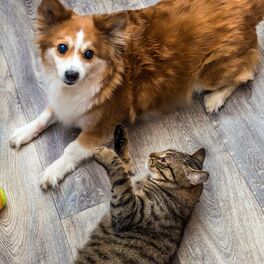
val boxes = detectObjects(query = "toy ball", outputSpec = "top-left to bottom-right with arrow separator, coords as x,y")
0,188 -> 7,211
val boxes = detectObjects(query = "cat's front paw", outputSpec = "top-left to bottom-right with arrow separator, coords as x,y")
9,125 -> 35,149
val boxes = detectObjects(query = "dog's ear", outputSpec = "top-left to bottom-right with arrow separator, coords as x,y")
37,0 -> 73,34
93,11 -> 128,46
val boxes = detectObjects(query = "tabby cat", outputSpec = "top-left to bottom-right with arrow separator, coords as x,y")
75,125 -> 209,264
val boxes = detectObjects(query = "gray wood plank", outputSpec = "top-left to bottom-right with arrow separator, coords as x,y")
204,23 -> 264,208
0,0 -> 111,219
66,0 -> 107,14
103,0 -> 145,12
62,202 -> 109,257
0,47 -> 73,264
142,0 -> 159,7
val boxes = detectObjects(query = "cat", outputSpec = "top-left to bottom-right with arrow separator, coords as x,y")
75,125 -> 209,264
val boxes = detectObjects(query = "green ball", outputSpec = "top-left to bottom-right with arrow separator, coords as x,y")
0,188 -> 7,210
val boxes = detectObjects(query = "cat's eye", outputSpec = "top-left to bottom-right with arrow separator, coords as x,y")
160,157 -> 166,162
57,44 -> 68,54
84,49 -> 94,60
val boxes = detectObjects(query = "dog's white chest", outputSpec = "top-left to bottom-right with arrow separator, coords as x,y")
46,79 -> 100,128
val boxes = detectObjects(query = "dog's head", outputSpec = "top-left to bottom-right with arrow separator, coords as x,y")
36,0 -> 128,87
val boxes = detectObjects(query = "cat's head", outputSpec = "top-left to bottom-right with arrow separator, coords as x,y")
148,148 -> 209,188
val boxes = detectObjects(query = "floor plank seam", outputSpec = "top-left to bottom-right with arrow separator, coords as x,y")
61,198 -> 110,221
60,217 -> 75,259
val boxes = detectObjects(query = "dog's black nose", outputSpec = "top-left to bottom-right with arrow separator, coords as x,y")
65,70 -> 79,83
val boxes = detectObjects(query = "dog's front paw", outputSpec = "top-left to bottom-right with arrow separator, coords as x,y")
9,124 -> 37,149
39,159 -> 70,191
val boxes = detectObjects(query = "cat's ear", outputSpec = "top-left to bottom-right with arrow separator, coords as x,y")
192,148 -> 206,165
37,0 -> 73,34
187,169 -> 209,185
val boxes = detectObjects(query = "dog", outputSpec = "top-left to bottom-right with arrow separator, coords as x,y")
9,0 -> 264,190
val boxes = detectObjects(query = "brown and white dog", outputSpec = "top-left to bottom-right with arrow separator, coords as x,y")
9,0 -> 264,190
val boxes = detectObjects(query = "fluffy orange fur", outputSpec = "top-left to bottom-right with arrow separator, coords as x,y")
37,0 -> 264,148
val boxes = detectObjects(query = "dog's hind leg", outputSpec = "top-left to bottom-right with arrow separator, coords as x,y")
200,46 -> 260,113
204,66 -> 256,113
204,85 -> 237,113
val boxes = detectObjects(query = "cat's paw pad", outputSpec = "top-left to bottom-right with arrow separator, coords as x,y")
204,93 -> 225,114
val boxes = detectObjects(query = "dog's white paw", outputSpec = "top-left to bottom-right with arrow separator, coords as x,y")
9,124 -> 37,149
39,141 -> 92,191
39,158 -> 74,191
204,93 -> 225,114
40,164 -> 62,191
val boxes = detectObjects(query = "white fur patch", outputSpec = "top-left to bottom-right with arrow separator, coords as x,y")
47,79 -> 103,128
75,30 -> 84,53
39,140 -> 92,190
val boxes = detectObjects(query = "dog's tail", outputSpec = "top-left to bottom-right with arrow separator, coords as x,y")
252,0 -> 264,25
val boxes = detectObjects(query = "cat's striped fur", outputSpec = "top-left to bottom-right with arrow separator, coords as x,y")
75,125 -> 209,264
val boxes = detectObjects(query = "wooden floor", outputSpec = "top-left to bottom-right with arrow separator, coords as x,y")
1,0 -> 264,263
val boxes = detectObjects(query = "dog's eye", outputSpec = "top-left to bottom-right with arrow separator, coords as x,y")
84,50 -> 94,60
57,44 -> 68,54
